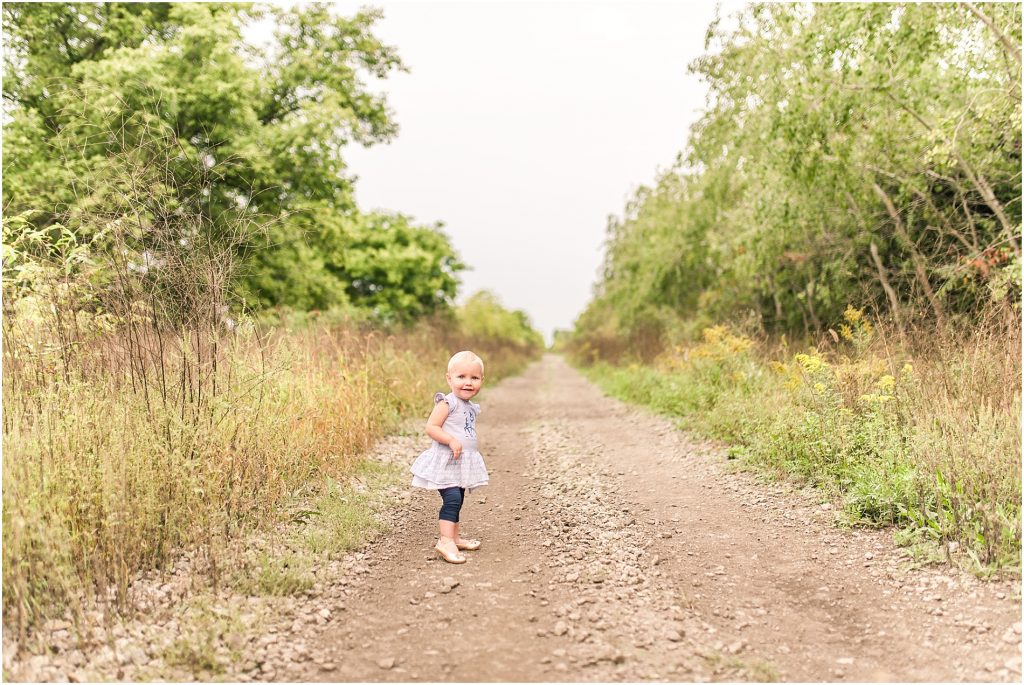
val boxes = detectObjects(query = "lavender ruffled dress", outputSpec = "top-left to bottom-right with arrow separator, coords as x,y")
410,392 -> 489,492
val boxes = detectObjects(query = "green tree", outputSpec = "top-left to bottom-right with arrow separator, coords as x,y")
3,2 -> 463,318
327,212 -> 463,322
457,291 -> 545,351
574,3 -> 1021,357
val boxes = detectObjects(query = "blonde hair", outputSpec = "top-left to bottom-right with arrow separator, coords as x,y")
447,350 -> 484,374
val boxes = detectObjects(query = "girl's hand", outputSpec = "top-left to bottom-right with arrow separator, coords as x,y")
449,438 -> 463,459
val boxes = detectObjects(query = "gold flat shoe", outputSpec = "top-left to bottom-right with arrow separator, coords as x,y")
435,544 -> 467,564
455,538 -> 481,551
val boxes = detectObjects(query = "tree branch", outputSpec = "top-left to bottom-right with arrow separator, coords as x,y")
963,2 -> 1021,67
872,182 -> 947,329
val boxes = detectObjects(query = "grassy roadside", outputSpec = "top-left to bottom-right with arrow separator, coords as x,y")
4,449 -> 413,682
149,455 -> 410,681
2,311 -> 540,642
576,309 -> 1021,574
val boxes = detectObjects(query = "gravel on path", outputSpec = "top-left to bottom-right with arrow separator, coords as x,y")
301,354 -> 1021,682
7,354 -> 1020,682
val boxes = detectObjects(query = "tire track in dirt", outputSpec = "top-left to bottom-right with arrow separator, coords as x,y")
301,354 -> 1020,682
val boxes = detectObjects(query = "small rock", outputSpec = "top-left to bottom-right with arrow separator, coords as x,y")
377,657 -> 396,670
837,657 -> 854,665
321,663 -> 337,672
554,621 -> 569,636
667,629 -> 683,642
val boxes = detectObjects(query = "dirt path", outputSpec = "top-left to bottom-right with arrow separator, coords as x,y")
9,354 -> 1018,682
299,354 -> 1020,682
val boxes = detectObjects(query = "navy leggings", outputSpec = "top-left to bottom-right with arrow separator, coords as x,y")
438,487 -> 466,523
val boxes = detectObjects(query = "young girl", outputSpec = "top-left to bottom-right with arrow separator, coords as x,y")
410,350 -> 489,564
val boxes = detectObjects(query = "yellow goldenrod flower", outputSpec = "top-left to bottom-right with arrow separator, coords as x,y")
702,325 -> 727,344
876,375 -> 896,392
794,353 -> 827,373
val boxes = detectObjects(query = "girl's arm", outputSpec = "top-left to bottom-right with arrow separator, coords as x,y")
426,402 -> 463,459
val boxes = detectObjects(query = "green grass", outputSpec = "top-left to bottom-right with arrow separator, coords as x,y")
230,458 -> 403,598
301,460 -> 399,558
579,324 -> 1021,573
159,599 -> 249,678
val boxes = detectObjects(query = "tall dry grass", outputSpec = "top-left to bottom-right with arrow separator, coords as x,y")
2,304 -> 538,639
874,307 -> 1021,567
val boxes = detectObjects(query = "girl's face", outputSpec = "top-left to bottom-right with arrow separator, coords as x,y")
446,360 -> 483,400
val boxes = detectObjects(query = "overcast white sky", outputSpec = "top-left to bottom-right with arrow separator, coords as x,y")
329,1 -> 744,340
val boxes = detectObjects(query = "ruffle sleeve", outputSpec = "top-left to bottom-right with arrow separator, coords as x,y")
434,391 -> 457,413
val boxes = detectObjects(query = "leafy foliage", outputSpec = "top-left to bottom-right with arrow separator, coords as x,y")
575,3 -> 1021,357
2,2 -> 461,319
